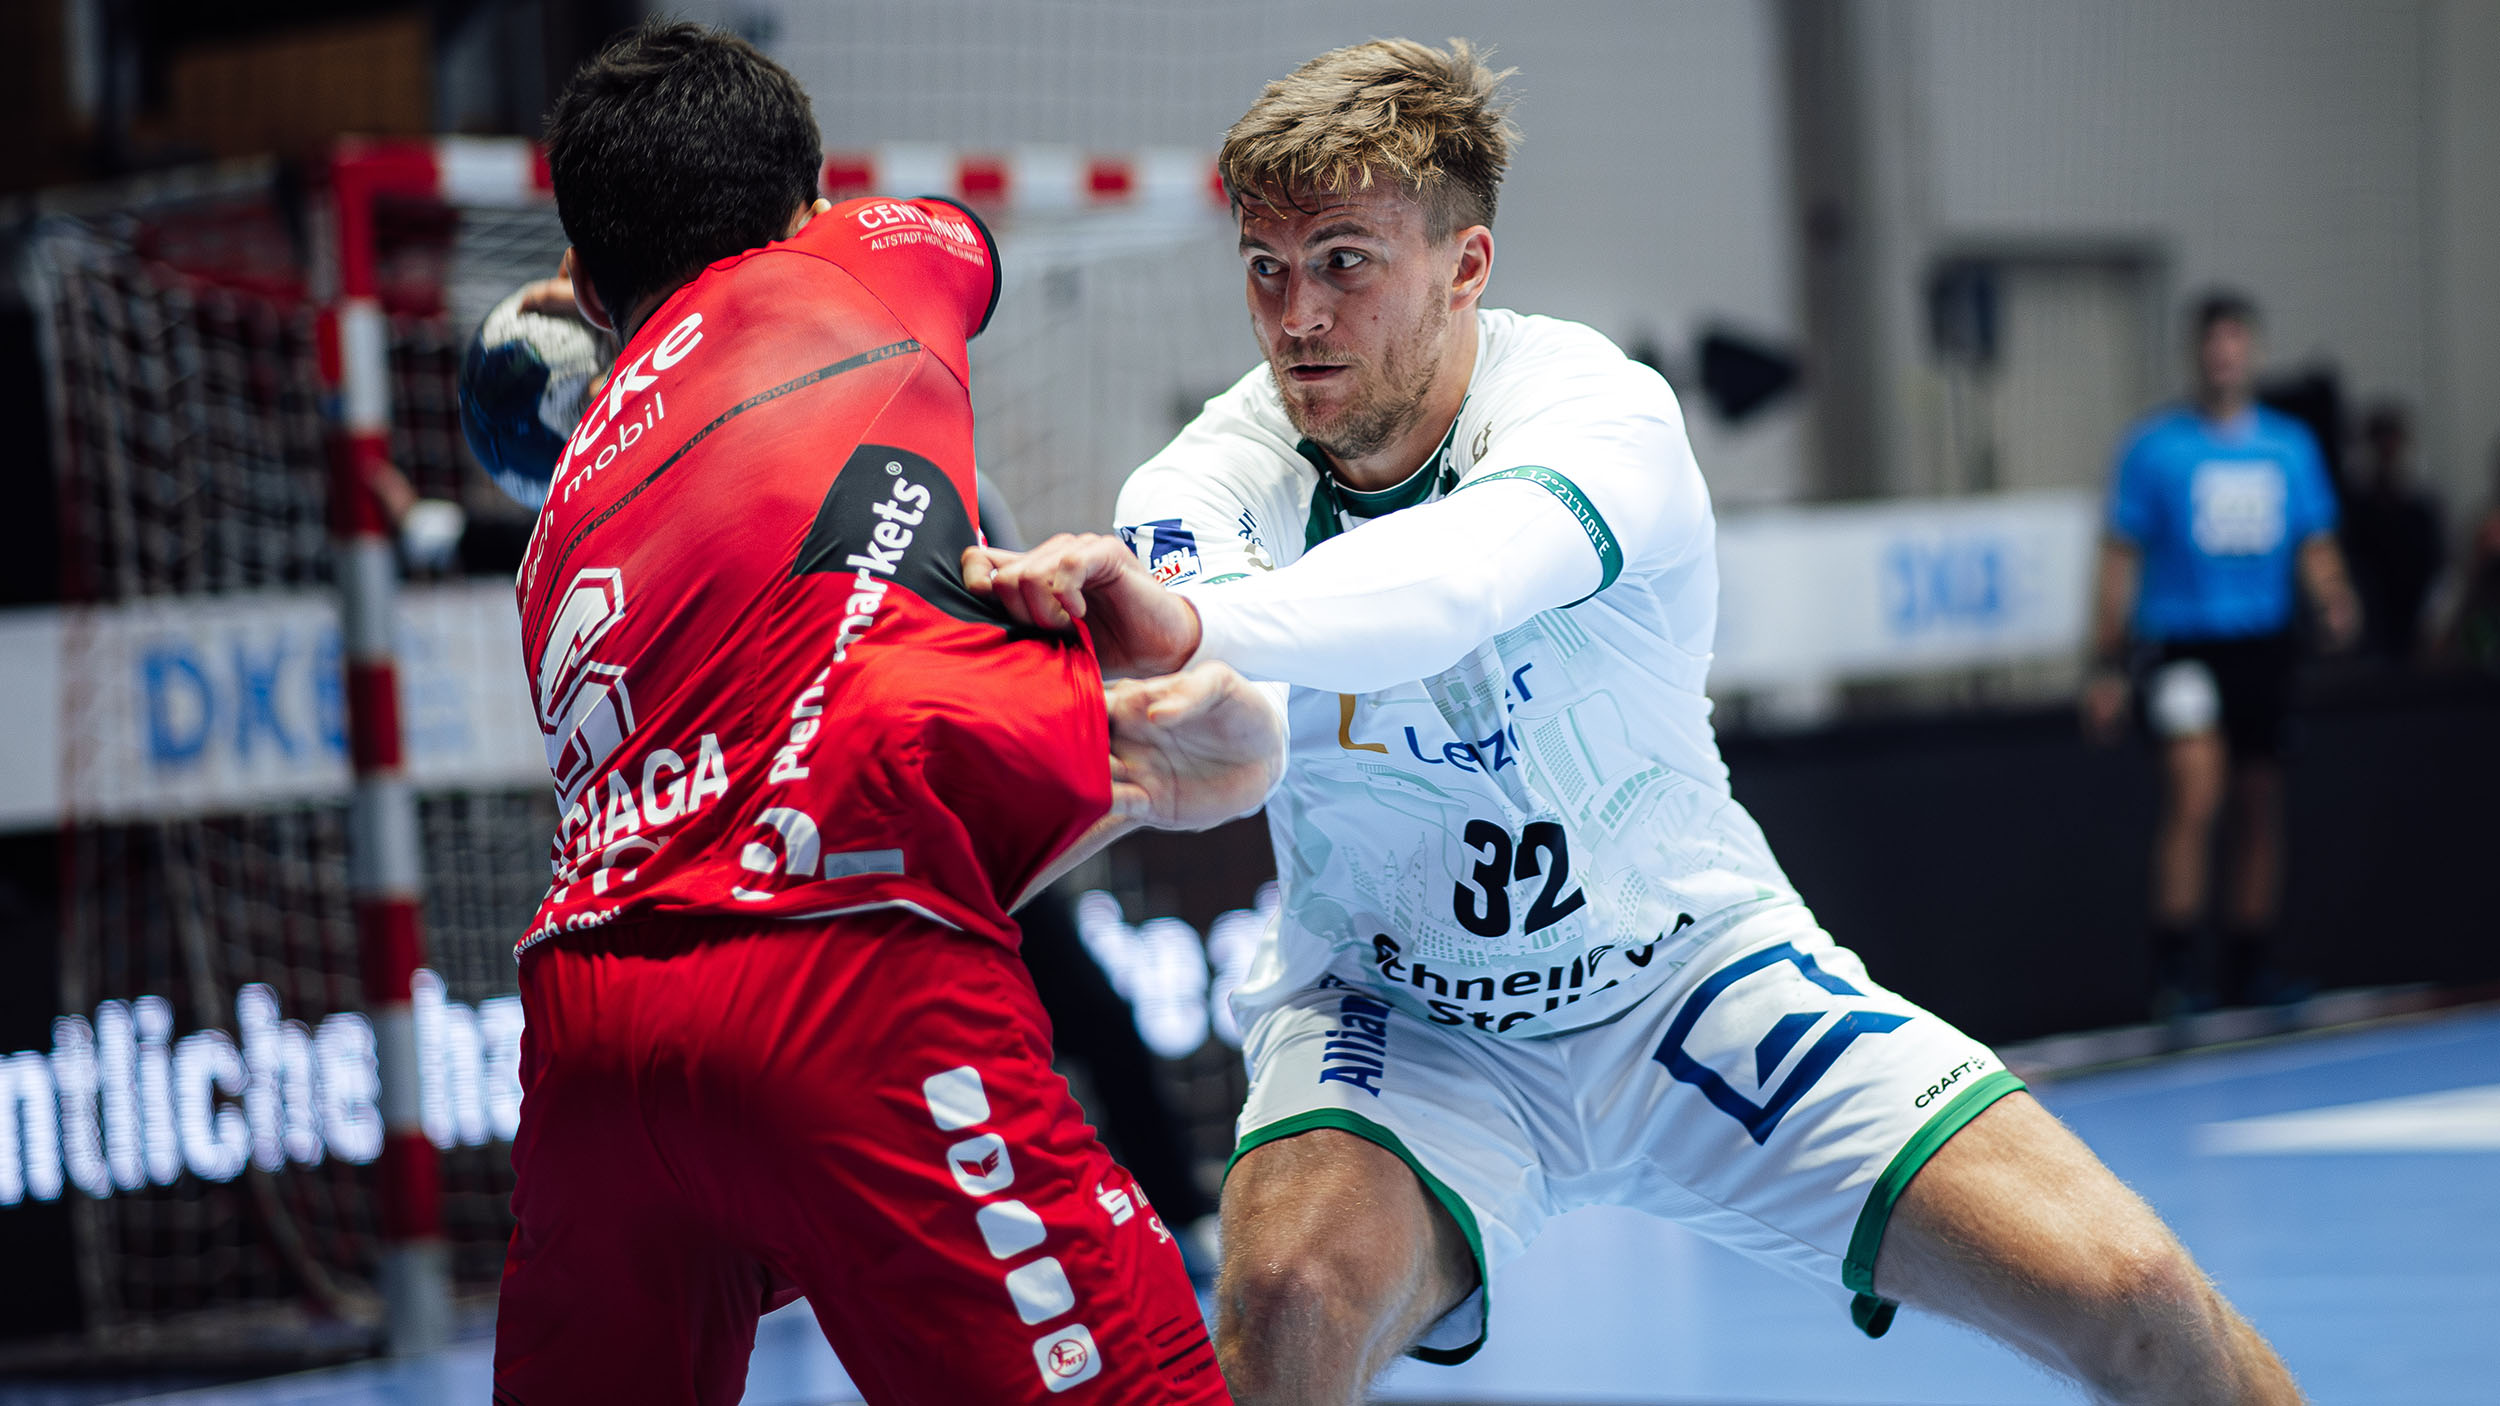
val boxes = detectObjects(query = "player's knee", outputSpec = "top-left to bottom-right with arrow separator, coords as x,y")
2057,1234 -> 2226,1402
1222,1238 -> 1381,1337
1218,1231 -> 1411,1370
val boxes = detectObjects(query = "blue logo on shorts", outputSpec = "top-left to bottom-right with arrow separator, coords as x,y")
1651,942 -> 1909,1145
1316,993 -> 1393,1097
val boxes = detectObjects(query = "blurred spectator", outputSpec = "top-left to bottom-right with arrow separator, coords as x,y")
2082,291 -> 2360,1015
2440,443 -> 2500,677
2341,403 -> 2446,665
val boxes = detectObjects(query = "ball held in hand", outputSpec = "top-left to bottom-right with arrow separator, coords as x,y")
457,288 -> 607,509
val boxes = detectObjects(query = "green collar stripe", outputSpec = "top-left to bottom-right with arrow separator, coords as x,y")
1303,477 -> 1344,552
1333,463 -> 1446,517
1295,410 -> 1469,550
1228,1106 -> 1492,1365
1458,465 -> 1624,601
1840,1067 -> 2027,1339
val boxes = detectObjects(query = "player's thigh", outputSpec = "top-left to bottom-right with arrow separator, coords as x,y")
495,1206 -> 771,1406
1870,1090 -> 2225,1381
1222,1128 -> 1476,1332
493,946 -> 767,1405
1221,981 -> 1538,1366
744,922 -> 1223,1405
2161,732 -> 2228,818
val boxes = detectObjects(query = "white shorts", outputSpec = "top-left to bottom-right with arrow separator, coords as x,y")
1229,903 -> 2023,1362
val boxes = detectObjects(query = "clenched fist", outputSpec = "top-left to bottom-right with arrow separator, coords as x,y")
963,534 -> 1203,678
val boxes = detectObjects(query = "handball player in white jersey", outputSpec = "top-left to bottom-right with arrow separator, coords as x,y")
971,39 -> 2301,1406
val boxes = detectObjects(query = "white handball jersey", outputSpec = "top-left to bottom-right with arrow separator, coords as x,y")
1115,309 -> 1798,1040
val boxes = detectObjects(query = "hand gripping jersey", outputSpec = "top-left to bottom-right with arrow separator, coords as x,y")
514,197 -> 1108,956
1115,310 -> 1798,1038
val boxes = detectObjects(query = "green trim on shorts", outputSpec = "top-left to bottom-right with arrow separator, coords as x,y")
1226,1107 -> 1491,1366
1841,1067 -> 2028,1338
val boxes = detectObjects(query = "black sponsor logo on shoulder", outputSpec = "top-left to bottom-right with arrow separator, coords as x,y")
794,445 -> 1014,655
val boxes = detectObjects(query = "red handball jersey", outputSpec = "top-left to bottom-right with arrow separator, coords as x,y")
512,197 -> 1107,957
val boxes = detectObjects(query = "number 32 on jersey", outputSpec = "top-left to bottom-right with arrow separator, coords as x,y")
1453,819 -> 1587,939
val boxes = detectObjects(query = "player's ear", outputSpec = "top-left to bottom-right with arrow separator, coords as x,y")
787,197 -> 833,238
1449,225 -> 1495,311
561,248 -> 616,334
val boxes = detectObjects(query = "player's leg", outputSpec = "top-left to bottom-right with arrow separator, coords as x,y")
2221,759 -> 2282,932
492,941 -> 772,1405
2214,635 -> 2299,1004
1215,979 -> 1538,1406
2219,756 -> 2285,1000
2142,649 -> 2229,1011
2150,727 -> 2226,1008
1870,1091 -> 2300,1404
1216,1130 -> 1475,1405
1614,907 -> 2297,1404
2155,729 -> 2227,922
700,911 -> 1225,1405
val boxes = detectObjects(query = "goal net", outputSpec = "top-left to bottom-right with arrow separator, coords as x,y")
14,142 -> 1253,1358
21,165 -> 564,1358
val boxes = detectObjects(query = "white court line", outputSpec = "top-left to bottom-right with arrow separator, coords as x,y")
2197,1083 -> 2500,1154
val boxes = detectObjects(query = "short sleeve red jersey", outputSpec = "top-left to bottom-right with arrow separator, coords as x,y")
513,196 -> 1106,956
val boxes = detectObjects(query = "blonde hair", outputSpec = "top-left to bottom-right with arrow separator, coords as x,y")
1219,38 -> 1517,238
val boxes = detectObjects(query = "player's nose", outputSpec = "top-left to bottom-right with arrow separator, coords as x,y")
1280,271 -> 1331,339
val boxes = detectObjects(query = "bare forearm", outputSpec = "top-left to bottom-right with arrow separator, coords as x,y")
2298,536 -> 2352,611
2089,540 -> 2140,664
2298,535 -> 2361,648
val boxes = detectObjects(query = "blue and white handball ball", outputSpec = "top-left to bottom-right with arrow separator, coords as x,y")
457,288 -> 607,509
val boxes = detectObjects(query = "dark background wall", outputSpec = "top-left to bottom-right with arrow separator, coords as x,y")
1726,682 -> 2500,1043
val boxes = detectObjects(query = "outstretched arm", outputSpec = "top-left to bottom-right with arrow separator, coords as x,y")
976,364 -> 1697,690
967,477 -> 1604,690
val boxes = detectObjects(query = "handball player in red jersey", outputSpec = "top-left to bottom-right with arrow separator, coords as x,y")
491,23 -> 1268,1405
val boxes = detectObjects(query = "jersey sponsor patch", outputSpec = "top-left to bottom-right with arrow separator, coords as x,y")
1033,1323 -> 1103,1392
794,443 -> 1013,635
946,1132 -> 1016,1195
2189,460 -> 2288,556
1119,518 -> 1203,585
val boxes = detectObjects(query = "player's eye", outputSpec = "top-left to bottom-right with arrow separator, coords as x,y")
1327,250 -> 1367,271
1248,256 -> 1283,278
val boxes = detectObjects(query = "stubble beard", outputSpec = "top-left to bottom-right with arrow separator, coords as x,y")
1269,296 -> 1450,463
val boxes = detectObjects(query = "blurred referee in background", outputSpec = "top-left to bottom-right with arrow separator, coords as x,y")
2083,292 -> 2361,1016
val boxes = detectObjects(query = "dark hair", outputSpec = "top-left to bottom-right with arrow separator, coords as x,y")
2190,288 -> 2261,338
545,21 -> 822,323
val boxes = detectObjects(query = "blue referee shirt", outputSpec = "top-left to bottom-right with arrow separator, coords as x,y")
2107,405 -> 2338,642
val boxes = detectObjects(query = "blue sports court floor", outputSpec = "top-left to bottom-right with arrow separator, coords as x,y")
101,1005 -> 2500,1405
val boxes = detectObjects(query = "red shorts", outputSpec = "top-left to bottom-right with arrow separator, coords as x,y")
492,910 -> 1229,1405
